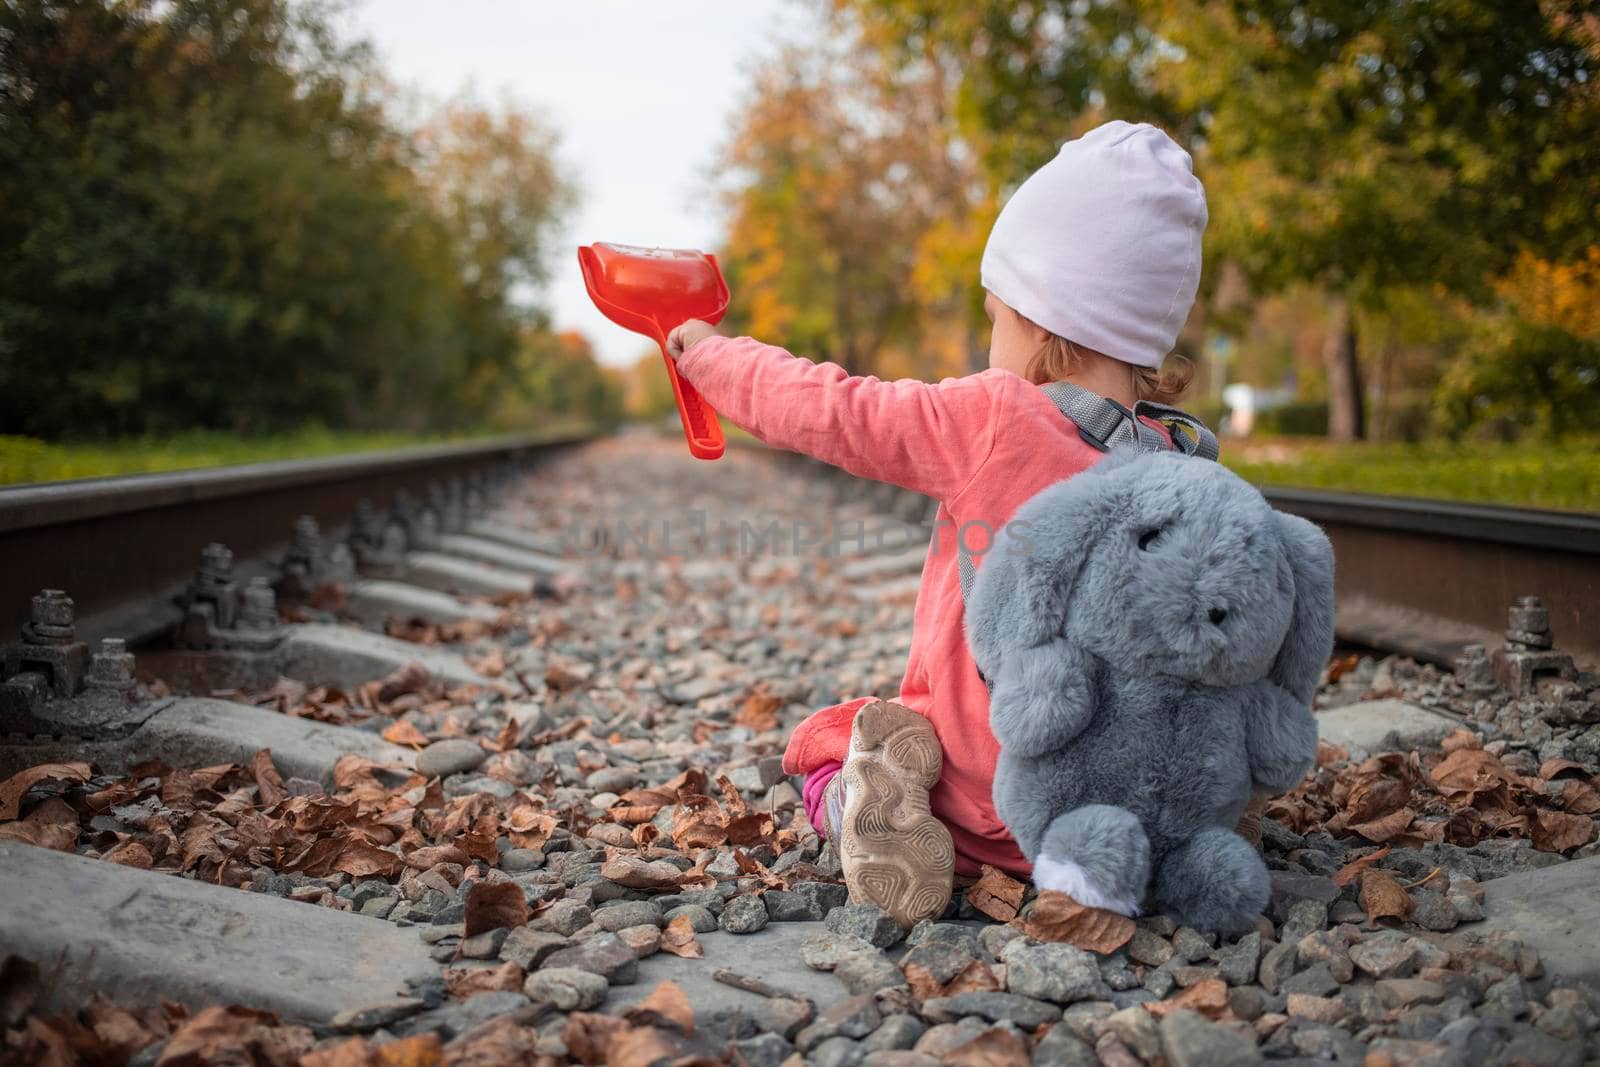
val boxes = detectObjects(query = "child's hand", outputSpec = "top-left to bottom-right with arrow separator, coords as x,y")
666,319 -> 719,359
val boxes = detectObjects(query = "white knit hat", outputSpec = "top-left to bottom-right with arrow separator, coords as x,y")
980,120 -> 1207,369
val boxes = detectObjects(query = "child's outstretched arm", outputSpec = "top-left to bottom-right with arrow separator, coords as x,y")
668,322 -> 1004,501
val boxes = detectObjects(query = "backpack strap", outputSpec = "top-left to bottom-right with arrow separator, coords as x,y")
956,382 -> 1219,605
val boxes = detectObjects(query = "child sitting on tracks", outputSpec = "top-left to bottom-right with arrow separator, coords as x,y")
665,121 -> 1221,927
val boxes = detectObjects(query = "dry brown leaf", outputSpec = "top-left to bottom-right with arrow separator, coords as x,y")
1019,891 -> 1134,954
1359,869 -> 1412,923
600,855 -> 686,890
381,720 -> 430,747
623,980 -> 694,1034
734,688 -> 782,732
1324,654 -> 1360,683
658,915 -> 704,959
0,762 -> 91,821
102,840 -> 155,869
942,1027 -> 1031,1067
561,1013 -> 628,1066
1330,846 -> 1391,887
373,661 -> 431,704
467,648 -> 505,677
250,750 -> 286,808
1344,777 -> 1409,824
1541,758 -> 1590,780
941,961 -> 1003,997
1315,739 -> 1349,767
1561,779 -> 1600,815
1347,807 -> 1416,844
332,841 -> 405,879
465,880 -> 529,936
154,1005 -> 312,1067
1430,748 -> 1515,796
444,962 -> 524,998
299,1037 -> 376,1067
1530,809 -> 1595,853
372,1034 -> 444,1067
604,1027 -> 700,1067
1439,728 -> 1482,753
1144,977 -> 1229,1019
965,865 -> 1027,923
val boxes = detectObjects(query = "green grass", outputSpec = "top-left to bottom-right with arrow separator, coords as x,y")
0,422 -> 592,487
1222,437 -> 1600,512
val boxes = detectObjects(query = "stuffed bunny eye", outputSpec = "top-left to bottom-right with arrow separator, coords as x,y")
1137,527 -> 1162,551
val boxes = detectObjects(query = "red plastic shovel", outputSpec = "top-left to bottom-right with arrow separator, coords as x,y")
578,242 -> 729,460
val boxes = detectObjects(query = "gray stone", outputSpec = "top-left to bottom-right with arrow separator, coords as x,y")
900,941 -> 978,987
809,1036 -> 866,1067
1483,974 -> 1530,1018
585,766 -> 639,793
1031,1023 -> 1098,1066
921,991 -> 1060,1028
499,928 -> 570,969
534,899 -> 591,936
1318,699 -> 1460,752
1127,928 -> 1175,967
542,931 -> 637,983
720,893 -> 770,934
664,904 -> 718,933
1279,961 -> 1338,997
1257,940 -> 1298,995
730,1032 -> 794,1067
1350,935 -> 1416,979
1101,1005 -> 1162,1062
1279,898 -> 1330,945
416,738 -> 487,778
1158,1008 -> 1263,1067
0,841 -> 434,1023
501,849 -> 543,872
765,889 -> 826,922
330,998 -> 426,1034
978,923 -> 1025,961
803,930 -> 880,970
1479,857 -> 1600,985
396,990 -> 538,1040
1171,926 -> 1216,963
1267,872 -> 1340,923
863,1014 -> 926,1052
826,903 -> 905,948
457,928 -> 509,959
593,900 -> 662,931
1410,889 -> 1460,931
1216,931 -> 1262,985
904,921 -> 980,953
1002,939 -> 1110,1005
798,993 -> 882,1048
280,624 -> 487,691
835,951 -> 907,995
523,967 -> 607,1010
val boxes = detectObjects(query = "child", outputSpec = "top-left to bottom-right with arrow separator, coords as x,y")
666,120 -> 1209,926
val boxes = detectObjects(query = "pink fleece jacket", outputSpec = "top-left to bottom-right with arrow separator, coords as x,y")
676,335 -> 1145,877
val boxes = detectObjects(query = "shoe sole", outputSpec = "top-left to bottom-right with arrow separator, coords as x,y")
838,700 -> 954,927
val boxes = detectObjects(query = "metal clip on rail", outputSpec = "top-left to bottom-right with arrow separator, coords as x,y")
578,242 -> 731,460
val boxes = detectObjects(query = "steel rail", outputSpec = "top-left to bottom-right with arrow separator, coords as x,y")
0,430 -> 592,641
1260,487 -> 1598,668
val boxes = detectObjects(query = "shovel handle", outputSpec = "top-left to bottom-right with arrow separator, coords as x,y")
660,347 -> 725,460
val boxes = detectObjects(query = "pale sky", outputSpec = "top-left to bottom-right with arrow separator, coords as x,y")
345,0 -> 816,368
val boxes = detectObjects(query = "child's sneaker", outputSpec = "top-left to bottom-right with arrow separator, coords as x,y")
836,700 -> 954,926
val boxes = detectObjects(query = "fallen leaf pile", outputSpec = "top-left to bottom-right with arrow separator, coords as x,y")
963,866 -> 1134,955
234,661 -> 502,730
0,750 -> 576,894
1,957 -> 718,1067
1268,729 -> 1598,854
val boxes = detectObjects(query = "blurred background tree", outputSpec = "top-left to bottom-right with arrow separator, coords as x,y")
0,0 -> 618,441
712,0 -> 1598,442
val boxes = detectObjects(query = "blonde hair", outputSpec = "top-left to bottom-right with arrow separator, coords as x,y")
1023,331 -> 1195,407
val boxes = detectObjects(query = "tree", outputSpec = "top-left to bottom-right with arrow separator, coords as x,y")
0,0 -> 584,438
715,43 -> 982,376
833,0 -> 1600,439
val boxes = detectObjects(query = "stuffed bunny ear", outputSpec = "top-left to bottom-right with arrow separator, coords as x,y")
964,477 -> 1111,680
1269,512 -> 1336,704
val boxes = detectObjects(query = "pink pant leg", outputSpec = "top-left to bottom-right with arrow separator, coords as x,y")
801,760 -> 843,838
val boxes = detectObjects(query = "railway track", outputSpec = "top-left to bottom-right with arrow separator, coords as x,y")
1,434 -> 1596,1066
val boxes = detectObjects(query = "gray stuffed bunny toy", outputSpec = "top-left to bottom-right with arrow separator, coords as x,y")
964,450 -> 1334,934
